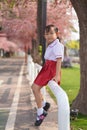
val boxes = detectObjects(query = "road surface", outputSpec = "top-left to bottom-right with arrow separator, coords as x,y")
0,58 -> 58,130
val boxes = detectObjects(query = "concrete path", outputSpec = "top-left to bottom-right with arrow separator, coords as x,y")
0,58 -> 58,130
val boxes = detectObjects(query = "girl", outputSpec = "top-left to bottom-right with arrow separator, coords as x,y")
32,25 -> 70,130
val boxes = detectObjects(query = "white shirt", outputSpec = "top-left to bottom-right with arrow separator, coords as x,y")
44,39 -> 64,61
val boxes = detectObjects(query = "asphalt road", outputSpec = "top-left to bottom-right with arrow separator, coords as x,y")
0,58 -> 58,130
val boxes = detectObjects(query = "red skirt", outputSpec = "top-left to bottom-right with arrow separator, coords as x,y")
34,60 -> 61,87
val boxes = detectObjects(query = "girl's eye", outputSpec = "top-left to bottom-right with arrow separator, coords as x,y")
50,33 -> 55,34
45,32 -> 55,35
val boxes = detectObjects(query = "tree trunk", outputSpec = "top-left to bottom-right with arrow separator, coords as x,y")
37,0 -> 47,64
70,0 -> 87,115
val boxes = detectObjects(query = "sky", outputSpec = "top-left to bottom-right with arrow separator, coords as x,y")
70,9 -> 80,40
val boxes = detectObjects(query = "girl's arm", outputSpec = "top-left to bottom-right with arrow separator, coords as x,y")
53,58 -> 62,83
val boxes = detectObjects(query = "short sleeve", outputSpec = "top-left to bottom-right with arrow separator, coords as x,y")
53,42 -> 64,60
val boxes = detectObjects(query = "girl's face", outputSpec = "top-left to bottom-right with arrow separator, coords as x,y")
44,27 -> 58,44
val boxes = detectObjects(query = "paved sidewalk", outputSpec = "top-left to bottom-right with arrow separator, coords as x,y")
0,58 -> 58,130
29,81 -> 58,130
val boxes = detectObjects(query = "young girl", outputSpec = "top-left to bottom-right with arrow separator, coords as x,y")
32,25 -> 70,130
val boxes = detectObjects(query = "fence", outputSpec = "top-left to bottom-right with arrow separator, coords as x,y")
27,55 -> 46,99
27,54 -> 70,130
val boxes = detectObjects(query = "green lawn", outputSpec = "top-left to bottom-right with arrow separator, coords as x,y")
61,65 -> 80,104
46,64 -> 87,130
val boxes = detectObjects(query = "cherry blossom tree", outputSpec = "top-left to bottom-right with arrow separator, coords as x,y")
0,0 -> 74,52
47,1 -> 72,40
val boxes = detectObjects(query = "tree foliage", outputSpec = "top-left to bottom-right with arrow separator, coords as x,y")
47,1 -> 73,40
66,40 -> 79,50
0,0 -> 75,52
0,1 -> 37,51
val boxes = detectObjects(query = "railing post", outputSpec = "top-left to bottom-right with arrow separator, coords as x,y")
48,80 -> 70,130
27,55 -> 34,83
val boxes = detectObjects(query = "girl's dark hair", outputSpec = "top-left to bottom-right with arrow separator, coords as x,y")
45,24 -> 58,33
45,24 -> 61,41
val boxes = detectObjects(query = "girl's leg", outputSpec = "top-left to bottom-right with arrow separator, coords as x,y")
31,83 -> 50,109
48,80 -> 70,130
31,83 -> 42,108
31,83 -> 48,126
41,87 -> 46,105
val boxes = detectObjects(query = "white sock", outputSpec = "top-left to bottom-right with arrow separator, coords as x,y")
37,108 -> 44,120
37,107 -> 43,116
42,101 -> 46,107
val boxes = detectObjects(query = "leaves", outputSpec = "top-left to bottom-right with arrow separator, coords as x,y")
0,34 -> 18,51
0,0 -> 76,52
66,40 -> 79,50
47,2 -> 73,40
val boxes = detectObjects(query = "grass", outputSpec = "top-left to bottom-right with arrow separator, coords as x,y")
61,65 -> 80,104
46,64 -> 87,130
71,113 -> 87,130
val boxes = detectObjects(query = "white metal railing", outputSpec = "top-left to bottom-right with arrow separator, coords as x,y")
27,55 -> 46,99
27,55 -> 70,130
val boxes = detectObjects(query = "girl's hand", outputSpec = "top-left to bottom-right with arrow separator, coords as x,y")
52,75 -> 60,83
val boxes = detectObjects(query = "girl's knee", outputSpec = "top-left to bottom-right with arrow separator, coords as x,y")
31,84 -> 36,92
31,83 -> 40,93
